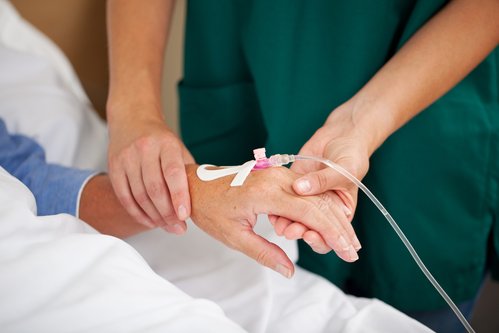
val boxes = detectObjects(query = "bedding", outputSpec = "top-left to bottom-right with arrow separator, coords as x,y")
0,167 -> 245,332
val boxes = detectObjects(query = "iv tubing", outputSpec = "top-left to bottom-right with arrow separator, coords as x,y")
275,153 -> 475,333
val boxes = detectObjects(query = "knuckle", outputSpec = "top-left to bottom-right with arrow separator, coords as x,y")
316,172 -> 330,191
255,249 -> 270,266
134,136 -> 153,151
109,153 -> 128,171
283,228 -> 298,240
145,181 -> 166,198
266,167 -> 291,183
162,165 -> 183,180
316,192 -> 333,213
162,211 -> 176,221
248,171 -> 285,197
300,203 -> 315,220
120,148 -> 137,165
159,204 -> 175,220
152,217 -> 165,226
159,139 -> 182,157
134,136 -> 161,156
134,191 -> 150,206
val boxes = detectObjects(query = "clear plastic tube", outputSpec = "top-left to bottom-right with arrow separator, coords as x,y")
271,153 -> 475,333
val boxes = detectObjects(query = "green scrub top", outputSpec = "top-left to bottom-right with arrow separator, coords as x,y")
178,0 -> 499,312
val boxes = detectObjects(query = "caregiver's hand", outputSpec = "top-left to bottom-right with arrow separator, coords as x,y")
107,109 -> 194,235
186,164 -> 361,279
286,102 -> 374,250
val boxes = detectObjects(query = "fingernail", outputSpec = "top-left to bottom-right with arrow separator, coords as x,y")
353,235 -> 362,251
342,204 -> 352,217
178,205 -> 188,220
338,235 -> 350,251
348,246 -> 359,261
296,179 -> 311,193
275,264 -> 292,279
171,224 -> 186,235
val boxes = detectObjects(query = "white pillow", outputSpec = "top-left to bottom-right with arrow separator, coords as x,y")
0,0 -> 107,171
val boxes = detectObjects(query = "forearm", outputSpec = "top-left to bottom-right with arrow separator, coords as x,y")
342,0 -> 499,155
106,0 -> 175,124
79,175 -> 150,238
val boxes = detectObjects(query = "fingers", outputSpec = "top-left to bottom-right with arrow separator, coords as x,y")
273,217 -> 331,253
108,166 -> 155,229
330,193 -> 360,250
163,223 -> 187,234
181,144 -> 196,164
303,230 -> 332,254
160,146 -> 191,223
292,167 -> 362,252
313,192 -> 360,260
277,198 -> 359,259
108,138 -> 189,234
142,148 -> 174,226
274,216 -> 292,236
293,167 -> 349,196
269,193 -> 359,262
235,229 -> 295,279
268,214 -> 278,226
125,158 -> 165,227
282,222 -> 308,240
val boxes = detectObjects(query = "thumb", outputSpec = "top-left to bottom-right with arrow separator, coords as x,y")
236,230 -> 295,279
293,167 -> 349,196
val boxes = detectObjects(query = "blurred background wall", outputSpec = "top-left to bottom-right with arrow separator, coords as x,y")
11,0 -> 183,133
7,1 -> 499,331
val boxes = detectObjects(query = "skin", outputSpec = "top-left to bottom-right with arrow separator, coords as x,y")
284,0 -> 499,241
106,0 -> 498,253
106,0 -> 191,234
79,165 -> 359,279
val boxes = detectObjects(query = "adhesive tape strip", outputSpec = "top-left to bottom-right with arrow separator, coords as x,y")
196,160 -> 257,187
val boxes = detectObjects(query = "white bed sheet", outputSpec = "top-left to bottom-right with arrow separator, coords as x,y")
0,167 -> 245,333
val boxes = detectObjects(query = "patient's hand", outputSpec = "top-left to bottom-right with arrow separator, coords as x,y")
186,165 -> 360,279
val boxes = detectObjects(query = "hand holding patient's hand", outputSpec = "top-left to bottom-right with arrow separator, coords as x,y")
107,109 -> 194,234
285,103 -> 371,254
186,164 -> 361,279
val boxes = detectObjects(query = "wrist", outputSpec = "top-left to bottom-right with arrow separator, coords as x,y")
329,96 -> 397,156
106,96 -> 165,129
107,74 -> 163,122
79,174 -> 150,238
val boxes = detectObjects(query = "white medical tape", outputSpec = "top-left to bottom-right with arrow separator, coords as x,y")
196,160 -> 257,187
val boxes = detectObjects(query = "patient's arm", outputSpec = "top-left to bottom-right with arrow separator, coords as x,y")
79,175 -> 163,238
80,164 -> 358,277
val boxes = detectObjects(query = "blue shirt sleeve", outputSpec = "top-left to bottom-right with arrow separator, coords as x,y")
0,119 -> 95,216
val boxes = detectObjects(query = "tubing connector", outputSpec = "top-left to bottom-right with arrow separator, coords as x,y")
253,148 -> 295,169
